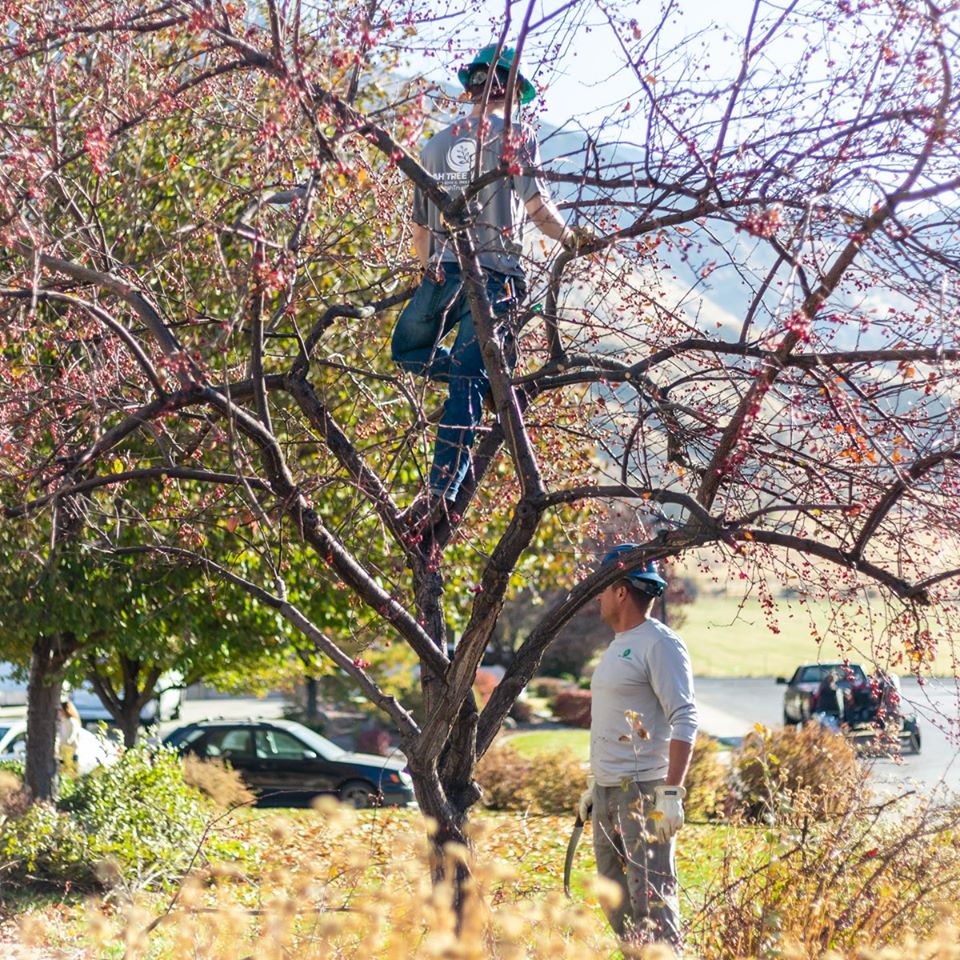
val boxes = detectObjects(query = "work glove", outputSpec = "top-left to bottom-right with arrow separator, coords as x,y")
652,785 -> 686,843
577,786 -> 594,822
561,224 -> 597,253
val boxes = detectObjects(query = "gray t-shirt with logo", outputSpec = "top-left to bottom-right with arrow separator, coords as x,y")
411,114 -> 550,278
590,618 -> 699,786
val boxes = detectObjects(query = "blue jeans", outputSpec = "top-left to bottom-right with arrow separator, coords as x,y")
391,264 -> 525,500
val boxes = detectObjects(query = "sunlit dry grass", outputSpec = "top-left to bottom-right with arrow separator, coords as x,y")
7,795 -> 960,959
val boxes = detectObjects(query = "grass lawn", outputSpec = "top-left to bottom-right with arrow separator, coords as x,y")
507,728 -> 590,763
677,593 -> 956,677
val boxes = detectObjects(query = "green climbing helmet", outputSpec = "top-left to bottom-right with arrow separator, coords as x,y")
458,44 -> 537,105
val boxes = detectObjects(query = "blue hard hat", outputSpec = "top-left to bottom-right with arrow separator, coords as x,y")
601,544 -> 668,598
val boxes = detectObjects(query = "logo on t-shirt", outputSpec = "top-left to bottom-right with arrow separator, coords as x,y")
620,648 -> 632,659
446,138 -> 476,173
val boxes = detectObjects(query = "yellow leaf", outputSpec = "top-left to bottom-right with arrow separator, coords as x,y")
111,459 -> 124,474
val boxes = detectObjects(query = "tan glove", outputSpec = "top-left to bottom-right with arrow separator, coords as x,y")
561,224 -> 597,253
577,786 -> 594,822
652,785 -> 685,842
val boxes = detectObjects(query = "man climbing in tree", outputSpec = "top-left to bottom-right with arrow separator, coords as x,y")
392,44 -> 587,525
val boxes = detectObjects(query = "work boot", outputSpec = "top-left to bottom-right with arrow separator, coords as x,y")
400,492 -> 447,534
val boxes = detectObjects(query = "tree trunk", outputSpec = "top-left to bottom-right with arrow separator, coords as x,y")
87,655 -> 162,748
117,699 -> 141,748
305,676 -> 319,723
405,699 -> 484,926
408,759 -> 473,888
24,633 -> 78,802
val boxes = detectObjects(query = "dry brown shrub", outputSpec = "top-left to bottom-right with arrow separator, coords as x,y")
552,690 -> 592,728
475,742 -> 588,814
475,743 -> 535,811
181,755 -> 255,809
529,677 -> 573,700
509,698 -> 535,723
66,812 -> 621,959
0,769 -> 29,821
522,747 -> 589,815
685,734 -> 728,821
690,789 -> 960,959
732,721 -> 862,822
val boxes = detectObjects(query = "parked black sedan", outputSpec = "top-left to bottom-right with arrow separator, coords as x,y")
163,718 -> 415,808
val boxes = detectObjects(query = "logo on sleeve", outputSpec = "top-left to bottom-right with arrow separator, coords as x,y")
620,648 -> 632,659
446,138 -> 477,173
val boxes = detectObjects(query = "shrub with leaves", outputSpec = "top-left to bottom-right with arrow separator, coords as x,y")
0,801 -> 92,886
0,758 -> 25,780
1,744 -> 221,893
731,722 -> 862,822
475,742 -> 587,815
65,744 -> 219,890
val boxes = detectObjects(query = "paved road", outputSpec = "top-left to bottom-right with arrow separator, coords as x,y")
696,675 -> 960,798
170,684 -> 960,797
8,682 -> 959,798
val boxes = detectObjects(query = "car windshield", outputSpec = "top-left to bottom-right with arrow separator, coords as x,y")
289,725 -> 345,760
0,726 -> 8,741
799,664 -> 866,685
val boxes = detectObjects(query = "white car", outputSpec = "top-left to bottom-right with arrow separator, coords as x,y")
0,720 -> 119,775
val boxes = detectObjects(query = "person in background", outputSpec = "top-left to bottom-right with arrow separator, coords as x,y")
59,699 -> 82,779
813,670 -> 845,725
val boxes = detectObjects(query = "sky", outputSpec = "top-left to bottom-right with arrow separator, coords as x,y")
403,0 -> 797,140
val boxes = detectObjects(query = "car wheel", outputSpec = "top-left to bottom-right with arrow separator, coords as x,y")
339,780 -> 378,809
783,710 -> 796,727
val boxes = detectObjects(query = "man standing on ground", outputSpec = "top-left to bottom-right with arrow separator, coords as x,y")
392,44 -> 585,521
580,545 -> 698,952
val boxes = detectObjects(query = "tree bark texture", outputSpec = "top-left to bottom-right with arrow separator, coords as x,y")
24,633 -> 78,801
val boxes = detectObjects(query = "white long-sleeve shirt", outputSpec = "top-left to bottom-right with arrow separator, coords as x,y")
59,714 -> 82,749
590,618 -> 698,785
